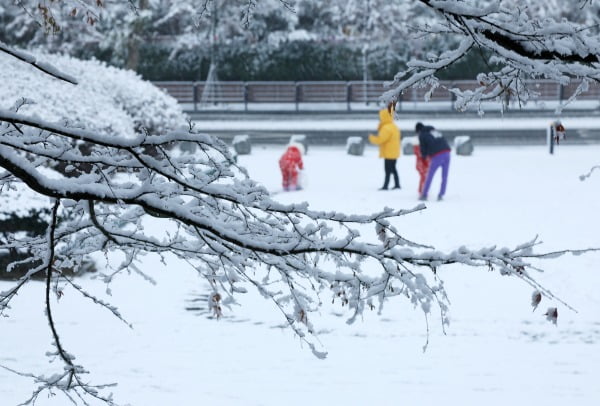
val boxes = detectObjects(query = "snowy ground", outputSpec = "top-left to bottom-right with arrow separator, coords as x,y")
1,144 -> 600,405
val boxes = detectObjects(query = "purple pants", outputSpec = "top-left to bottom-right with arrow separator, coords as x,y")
422,151 -> 450,198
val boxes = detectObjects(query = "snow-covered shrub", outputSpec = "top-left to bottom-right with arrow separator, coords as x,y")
0,50 -> 183,280
0,50 -> 186,137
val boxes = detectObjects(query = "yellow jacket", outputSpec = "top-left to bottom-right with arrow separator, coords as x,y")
368,108 -> 401,159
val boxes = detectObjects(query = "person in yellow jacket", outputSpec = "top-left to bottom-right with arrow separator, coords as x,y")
368,105 -> 401,190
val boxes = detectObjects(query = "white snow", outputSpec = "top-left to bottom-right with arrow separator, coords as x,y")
232,134 -> 249,144
345,136 -> 363,145
453,135 -> 471,146
1,143 -> 600,405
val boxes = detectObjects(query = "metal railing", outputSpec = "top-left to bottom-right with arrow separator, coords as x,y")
153,80 -> 600,112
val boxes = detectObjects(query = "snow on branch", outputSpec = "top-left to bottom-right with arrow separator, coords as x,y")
0,42 -> 78,85
383,0 -> 600,112
1,108 -> 593,368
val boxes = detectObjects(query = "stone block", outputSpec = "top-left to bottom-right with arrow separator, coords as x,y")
232,134 -> 251,155
402,136 -> 418,155
454,135 -> 474,156
290,134 -> 308,154
346,136 -> 365,156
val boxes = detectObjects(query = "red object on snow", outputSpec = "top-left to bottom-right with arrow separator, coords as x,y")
279,145 -> 304,190
414,145 -> 430,194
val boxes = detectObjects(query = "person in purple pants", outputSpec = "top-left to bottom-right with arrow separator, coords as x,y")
415,122 -> 451,201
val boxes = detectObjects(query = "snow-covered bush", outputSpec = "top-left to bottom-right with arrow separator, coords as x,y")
0,50 -> 183,281
0,50 -> 186,137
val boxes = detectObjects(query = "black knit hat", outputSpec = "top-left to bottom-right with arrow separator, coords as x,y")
415,122 -> 424,132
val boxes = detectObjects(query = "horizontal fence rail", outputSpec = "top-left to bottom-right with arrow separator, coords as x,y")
153,80 -> 600,112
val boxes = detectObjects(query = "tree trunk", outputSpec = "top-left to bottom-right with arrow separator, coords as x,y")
126,0 -> 150,71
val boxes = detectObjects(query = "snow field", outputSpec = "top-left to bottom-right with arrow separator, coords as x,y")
1,144 -> 599,405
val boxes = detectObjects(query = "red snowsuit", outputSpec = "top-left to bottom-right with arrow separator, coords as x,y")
414,145 -> 430,194
279,145 -> 304,190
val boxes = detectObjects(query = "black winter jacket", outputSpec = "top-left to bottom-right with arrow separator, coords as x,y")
418,126 -> 451,158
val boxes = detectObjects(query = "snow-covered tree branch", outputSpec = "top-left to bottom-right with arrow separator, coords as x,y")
1,52 -> 598,401
0,42 -> 77,84
383,0 -> 600,112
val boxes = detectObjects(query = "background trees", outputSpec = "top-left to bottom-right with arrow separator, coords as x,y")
2,1 -> 592,85
0,1 -> 427,81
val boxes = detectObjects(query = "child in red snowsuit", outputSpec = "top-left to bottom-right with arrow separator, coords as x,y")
414,144 -> 430,195
279,143 -> 304,191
